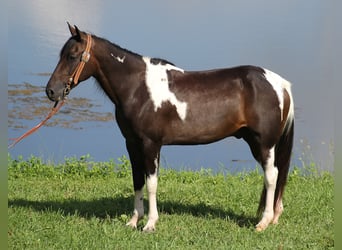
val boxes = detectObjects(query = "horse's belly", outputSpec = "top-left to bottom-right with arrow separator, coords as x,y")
163,116 -> 243,145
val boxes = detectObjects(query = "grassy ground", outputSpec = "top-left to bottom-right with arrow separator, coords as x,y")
8,155 -> 334,249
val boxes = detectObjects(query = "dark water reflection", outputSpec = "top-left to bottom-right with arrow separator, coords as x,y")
8,83 -> 114,130
8,1 -> 336,173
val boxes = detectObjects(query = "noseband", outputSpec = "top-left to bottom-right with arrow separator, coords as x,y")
64,33 -> 92,96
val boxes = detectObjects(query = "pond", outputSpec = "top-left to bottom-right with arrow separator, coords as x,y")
8,1 -> 335,173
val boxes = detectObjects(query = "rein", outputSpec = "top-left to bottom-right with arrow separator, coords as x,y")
9,33 -> 92,149
8,100 -> 65,149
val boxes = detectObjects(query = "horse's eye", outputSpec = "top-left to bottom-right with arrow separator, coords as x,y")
68,54 -> 78,61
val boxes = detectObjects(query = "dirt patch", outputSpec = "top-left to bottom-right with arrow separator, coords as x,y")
8,83 -> 114,130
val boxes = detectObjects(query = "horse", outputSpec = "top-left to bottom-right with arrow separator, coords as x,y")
46,23 -> 294,232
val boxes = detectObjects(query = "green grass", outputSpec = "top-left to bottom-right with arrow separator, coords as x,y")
8,155 -> 334,249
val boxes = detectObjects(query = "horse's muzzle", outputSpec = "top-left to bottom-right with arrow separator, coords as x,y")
45,85 -> 68,102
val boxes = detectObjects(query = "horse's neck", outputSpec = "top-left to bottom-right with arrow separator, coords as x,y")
92,38 -> 145,105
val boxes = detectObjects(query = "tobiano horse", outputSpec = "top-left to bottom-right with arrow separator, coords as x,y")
46,24 -> 294,232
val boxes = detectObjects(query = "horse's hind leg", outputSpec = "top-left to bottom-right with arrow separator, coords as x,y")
272,199 -> 283,224
256,146 -> 278,231
242,129 -> 278,231
257,166 -> 285,227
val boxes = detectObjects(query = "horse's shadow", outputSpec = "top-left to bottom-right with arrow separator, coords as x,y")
8,196 -> 258,228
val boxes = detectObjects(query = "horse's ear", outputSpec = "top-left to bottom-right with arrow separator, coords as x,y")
67,22 -> 81,41
67,22 -> 77,36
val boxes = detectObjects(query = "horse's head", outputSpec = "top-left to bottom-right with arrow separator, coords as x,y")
46,23 -> 95,102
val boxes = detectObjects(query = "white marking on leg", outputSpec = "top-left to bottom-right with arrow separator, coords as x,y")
256,147 -> 278,231
143,57 -> 187,120
143,171 -> 159,232
110,53 -> 125,63
126,189 -> 144,228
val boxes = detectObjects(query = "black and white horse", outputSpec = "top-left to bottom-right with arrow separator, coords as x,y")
46,24 -> 294,232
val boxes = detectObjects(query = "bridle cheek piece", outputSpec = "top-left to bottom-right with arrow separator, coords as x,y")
65,33 -> 92,97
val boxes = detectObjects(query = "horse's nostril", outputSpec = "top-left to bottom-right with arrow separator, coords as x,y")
46,88 -> 54,99
64,87 -> 70,95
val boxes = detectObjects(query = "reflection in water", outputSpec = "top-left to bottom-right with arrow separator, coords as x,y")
8,83 -> 114,130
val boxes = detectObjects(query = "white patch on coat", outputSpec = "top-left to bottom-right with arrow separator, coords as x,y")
263,69 -> 293,122
110,53 -> 125,63
143,57 -> 187,120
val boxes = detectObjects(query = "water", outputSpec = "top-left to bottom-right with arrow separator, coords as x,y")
8,1 -> 336,173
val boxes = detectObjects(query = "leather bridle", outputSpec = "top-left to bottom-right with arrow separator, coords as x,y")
64,33 -> 92,96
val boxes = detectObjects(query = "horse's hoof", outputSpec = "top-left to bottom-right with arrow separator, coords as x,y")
143,227 -> 155,232
272,218 -> 279,225
142,221 -> 156,232
255,222 -> 267,232
126,221 -> 138,229
255,226 -> 265,232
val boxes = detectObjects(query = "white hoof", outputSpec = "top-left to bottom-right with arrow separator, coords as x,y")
256,211 -> 273,231
125,214 -> 142,229
142,219 -> 157,232
126,220 -> 137,229
255,221 -> 268,232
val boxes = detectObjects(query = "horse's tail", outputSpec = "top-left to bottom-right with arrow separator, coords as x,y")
258,79 -> 294,216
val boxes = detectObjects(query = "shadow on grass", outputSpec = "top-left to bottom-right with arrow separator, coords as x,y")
8,196 -> 258,228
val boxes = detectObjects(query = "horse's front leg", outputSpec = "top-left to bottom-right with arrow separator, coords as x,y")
142,144 -> 160,232
126,169 -> 145,229
143,170 -> 159,231
126,187 -> 144,229
125,139 -> 160,231
128,167 -> 159,232
125,140 -> 146,229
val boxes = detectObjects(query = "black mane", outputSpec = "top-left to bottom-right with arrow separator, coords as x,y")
91,35 -> 140,58
95,35 -> 175,65
150,58 -> 175,66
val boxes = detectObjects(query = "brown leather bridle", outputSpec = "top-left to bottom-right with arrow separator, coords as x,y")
64,33 -> 92,96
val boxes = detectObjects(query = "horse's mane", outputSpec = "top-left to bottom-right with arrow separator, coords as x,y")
94,35 -> 175,65
150,58 -> 175,66
95,35 -> 142,58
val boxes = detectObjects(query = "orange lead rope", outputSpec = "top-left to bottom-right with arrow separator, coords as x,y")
8,100 -> 65,149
